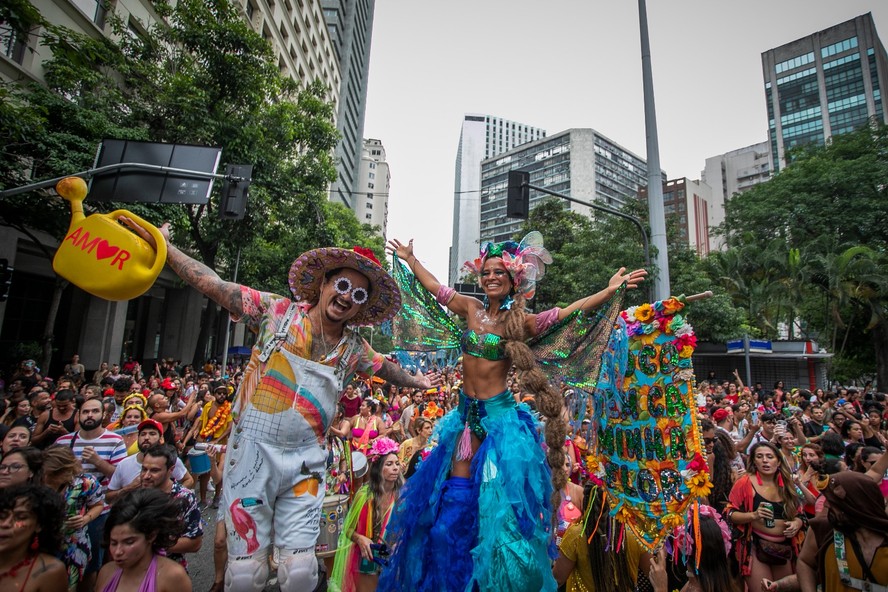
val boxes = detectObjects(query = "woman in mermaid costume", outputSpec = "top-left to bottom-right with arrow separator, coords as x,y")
380,233 -> 646,591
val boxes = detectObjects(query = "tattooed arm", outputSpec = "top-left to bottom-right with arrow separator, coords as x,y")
120,219 -> 243,316
375,359 -> 441,390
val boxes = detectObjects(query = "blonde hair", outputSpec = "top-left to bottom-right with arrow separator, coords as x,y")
42,446 -> 83,481
501,294 -> 567,498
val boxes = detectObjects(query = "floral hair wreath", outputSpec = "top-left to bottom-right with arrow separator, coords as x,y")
367,437 -> 399,462
671,503 -> 732,559
461,231 -> 553,300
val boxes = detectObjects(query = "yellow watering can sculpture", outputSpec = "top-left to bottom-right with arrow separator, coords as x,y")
52,177 -> 167,301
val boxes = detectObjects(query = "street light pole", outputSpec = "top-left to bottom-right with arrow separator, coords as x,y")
638,0 -> 671,300
524,182 -> 653,301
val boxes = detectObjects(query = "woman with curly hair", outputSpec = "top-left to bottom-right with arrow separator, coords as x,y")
331,438 -> 402,592
708,430 -> 739,515
726,441 -> 805,592
0,483 -> 68,591
96,488 -> 191,592
382,236 -> 644,591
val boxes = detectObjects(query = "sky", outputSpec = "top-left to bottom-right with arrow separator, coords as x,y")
362,1 -> 887,281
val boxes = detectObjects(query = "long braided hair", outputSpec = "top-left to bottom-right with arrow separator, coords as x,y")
500,292 -> 568,499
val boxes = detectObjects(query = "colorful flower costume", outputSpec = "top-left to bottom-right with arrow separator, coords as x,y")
380,233 -> 626,592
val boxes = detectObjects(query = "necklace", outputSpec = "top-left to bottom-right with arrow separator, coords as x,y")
0,554 -> 34,579
315,315 -> 332,360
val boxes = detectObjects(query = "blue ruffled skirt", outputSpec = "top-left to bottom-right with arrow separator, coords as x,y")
378,389 -> 556,592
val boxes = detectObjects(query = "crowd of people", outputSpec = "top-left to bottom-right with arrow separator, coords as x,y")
1,223 -> 887,592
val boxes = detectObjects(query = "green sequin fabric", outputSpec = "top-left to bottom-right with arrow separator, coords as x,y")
390,255 -> 461,352
528,287 -> 626,390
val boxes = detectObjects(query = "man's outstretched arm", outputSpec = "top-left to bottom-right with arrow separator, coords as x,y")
121,219 -> 243,317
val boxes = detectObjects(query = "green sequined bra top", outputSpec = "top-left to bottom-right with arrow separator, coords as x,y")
460,329 -> 507,361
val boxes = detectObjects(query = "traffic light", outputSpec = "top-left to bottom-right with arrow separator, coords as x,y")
0,259 -> 13,302
219,164 -> 253,220
506,170 -> 530,219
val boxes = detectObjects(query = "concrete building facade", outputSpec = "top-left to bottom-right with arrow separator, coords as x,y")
322,0 -> 375,209
702,141 -> 772,203
478,128 -> 655,248
354,138 -> 389,237
449,114 -> 545,285
0,0 -> 339,374
661,179 -> 719,256
762,12 -> 888,172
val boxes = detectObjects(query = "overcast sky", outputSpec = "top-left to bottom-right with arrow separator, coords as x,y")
362,1 -> 887,281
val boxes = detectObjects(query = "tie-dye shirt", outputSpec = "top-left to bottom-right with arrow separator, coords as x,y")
231,287 -> 384,417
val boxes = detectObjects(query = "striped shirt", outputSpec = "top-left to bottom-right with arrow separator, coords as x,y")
55,429 -> 127,512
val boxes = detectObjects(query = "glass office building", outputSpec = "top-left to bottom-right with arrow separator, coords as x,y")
762,13 -> 888,172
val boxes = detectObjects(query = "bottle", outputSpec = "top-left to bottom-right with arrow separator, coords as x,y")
193,443 -> 227,453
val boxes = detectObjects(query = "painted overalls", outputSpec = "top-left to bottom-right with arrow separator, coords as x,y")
222,289 -> 381,565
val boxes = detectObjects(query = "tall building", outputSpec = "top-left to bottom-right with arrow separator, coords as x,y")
478,129 -> 657,247
655,179 -> 719,256
702,142 -> 772,203
354,138 -> 389,237
762,12 -> 888,172
450,114 -> 546,284
2,0 -> 342,107
322,0 -> 376,209
0,0 -> 342,374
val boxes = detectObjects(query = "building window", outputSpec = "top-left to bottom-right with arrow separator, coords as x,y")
368,183 -> 374,189
0,27 -> 26,64
367,192 -> 373,199
365,213 -> 372,220
246,1 -> 255,19
369,162 -> 376,169
368,172 -> 375,179
366,202 -> 373,209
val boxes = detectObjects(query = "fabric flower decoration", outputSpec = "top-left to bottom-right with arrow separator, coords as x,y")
662,298 -> 684,315
353,246 -> 380,265
661,513 -> 683,531
679,345 -> 694,359
674,333 -> 697,350
624,306 -> 638,322
686,472 -> 713,497
635,303 -> 654,323
673,323 -> 694,338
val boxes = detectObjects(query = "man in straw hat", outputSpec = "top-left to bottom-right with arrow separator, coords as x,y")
124,220 -> 437,592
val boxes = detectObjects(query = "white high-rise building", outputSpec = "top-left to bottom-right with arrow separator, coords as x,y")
354,138 -> 389,237
450,114 -> 545,285
322,0 -> 376,209
702,142 -> 772,203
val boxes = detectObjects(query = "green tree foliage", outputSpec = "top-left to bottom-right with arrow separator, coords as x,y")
718,124 -> 888,385
519,198 -> 745,342
0,0 -> 381,363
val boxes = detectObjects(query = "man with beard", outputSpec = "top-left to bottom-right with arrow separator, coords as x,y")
108,376 -> 134,423
54,398 -> 127,588
106,418 -> 193,502
139,444 -> 203,570
796,456 -> 888,592
11,389 -> 51,433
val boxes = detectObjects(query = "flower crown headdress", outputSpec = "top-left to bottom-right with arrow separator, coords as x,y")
367,437 -> 399,462
671,503 -> 732,560
461,231 -> 553,300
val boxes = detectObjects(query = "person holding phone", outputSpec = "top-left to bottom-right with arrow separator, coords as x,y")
330,438 -> 402,592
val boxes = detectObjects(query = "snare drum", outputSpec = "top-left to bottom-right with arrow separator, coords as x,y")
315,494 -> 349,557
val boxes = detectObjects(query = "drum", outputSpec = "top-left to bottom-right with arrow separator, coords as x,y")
351,451 -> 368,479
188,449 -> 211,475
315,494 -> 349,557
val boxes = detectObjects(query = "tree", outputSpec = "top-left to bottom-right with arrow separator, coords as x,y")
719,124 -> 888,385
0,0 -> 381,366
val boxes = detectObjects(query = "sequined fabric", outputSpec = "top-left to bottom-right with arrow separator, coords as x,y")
390,255 -> 461,352
460,329 -> 507,361
528,286 -> 626,390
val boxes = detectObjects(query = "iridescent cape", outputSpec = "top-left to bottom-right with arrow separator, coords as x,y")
389,255 -> 625,390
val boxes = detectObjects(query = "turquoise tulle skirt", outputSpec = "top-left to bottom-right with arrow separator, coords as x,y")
378,389 -> 556,592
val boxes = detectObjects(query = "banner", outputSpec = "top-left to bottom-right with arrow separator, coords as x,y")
589,297 -> 710,551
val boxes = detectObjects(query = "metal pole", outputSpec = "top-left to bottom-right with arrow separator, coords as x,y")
743,333 -> 753,387
638,0 -> 670,300
220,247 -> 241,378
0,162 -> 244,199
525,182 -> 653,301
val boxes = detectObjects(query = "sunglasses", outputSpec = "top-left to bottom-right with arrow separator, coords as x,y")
332,276 -> 369,305
703,438 -> 715,445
